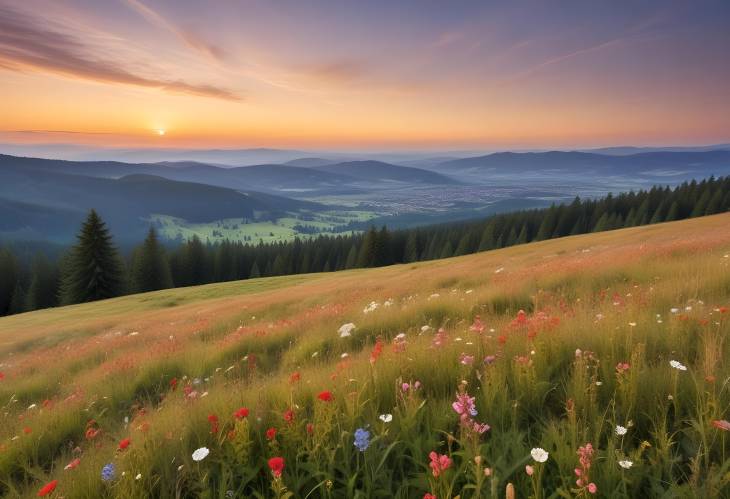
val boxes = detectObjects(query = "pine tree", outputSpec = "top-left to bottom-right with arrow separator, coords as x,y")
0,248 -> 20,315
25,254 -> 59,311
404,232 -> 419,262
249,260 -> 261,278
60,210 -> 124,304
130,228 -> 173,293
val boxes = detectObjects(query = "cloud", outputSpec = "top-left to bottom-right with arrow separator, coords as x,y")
0,4 -> 240,101
122,0 -> 227,62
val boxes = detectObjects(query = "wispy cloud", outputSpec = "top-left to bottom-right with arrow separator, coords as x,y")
0,4 -> 240,100
122,0 -> 227,62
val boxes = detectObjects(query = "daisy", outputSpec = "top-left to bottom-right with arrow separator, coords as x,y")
192,447 -> 210,462
530,447 -> 549,463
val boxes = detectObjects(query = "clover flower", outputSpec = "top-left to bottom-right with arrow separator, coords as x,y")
530,447 -> 549,463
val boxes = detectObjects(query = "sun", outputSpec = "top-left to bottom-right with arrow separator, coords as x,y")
156,129 -> 166,136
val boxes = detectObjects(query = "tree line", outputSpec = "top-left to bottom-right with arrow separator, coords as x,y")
1,176 -> 728,317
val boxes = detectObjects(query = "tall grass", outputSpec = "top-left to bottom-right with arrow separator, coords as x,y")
0,214 -> 729,497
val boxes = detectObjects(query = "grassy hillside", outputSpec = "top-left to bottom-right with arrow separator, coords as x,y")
0,214 -> 729,498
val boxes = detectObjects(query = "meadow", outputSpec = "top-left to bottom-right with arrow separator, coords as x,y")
0,213 -> 729,498
148,210 -> 377,244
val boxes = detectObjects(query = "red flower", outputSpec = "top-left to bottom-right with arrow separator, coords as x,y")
64,458 -> 80,470
234,407 -> 249,419
266,427 -> 277,440
289,371 -> 301,383
424,494 -> 437,499
23,427 -> 32,435
712,419 -> 730,431
317,390 -> 333,402
85,427 -> 100,440
37,480 -> 58,496
208,414 -> 220,434
306,423 -> 314,435
169,378 -> 178,391
283,409 -> 295,424
268,456 -> 285,477
118,438 -> 131,451
0,372 -> 4,380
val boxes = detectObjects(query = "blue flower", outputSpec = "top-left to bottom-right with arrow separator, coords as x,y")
101,463 -> 116,481
353,428 -> 370,452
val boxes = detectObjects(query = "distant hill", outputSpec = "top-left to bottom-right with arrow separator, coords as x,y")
0,156 -> 322,242
313,160 -> 459,184
284,157 -> 341,167
436,150 -> 730,178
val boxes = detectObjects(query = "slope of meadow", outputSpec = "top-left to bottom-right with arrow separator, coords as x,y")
1,214 -> 729,498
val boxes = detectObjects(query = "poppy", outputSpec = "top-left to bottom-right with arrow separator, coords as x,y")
268,456 -> 285,477
37,480 -> 58,496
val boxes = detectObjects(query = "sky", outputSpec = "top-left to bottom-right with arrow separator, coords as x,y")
0,0 -> 729,151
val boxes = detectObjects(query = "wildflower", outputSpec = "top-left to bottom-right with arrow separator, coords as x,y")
669,360 -> 687,371
471,421 -> 491,433
37,480 -> 58,496
424,494 -> 436,499
317,390 -> 333,402
306,423 -> 314,434
353,428 -> 370,452
135,473 -> 142,480
484,467 -> 492,477
379,413 -> 393,423
470,315 -> 485,333
402,382 -> 410,392
338,323 -> 356,338
588,483 -> 597,494
289,371 -> 301,383
428,451 -> 452,478
234,407 -> 249,419
618,460 -> 633,469
266,427 -> 277,440
283,408 -> 295,424
483,355 -> 496,365
23,427 -> 32,435
170,378 -> 178,391
191,447 -> 209,462
268,456 -> 285,478
525,464 -> 534,476
615,425 -> 627,436
118,438 -> 131,450
208,414 -> 219,434
459,353 -> 475,365
452,392 -> 478,418
712,420 -> 730,431
101,463 -> 116,481
530,447 -> 549,463
616,362 -> 630,374
64,458 -> 80,470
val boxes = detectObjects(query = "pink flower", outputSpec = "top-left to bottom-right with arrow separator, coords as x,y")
469,316 -> 485,333
712,419 -> 730,431
525,465 -> 534,476
424,494 -> 436,499
402,383 -> 410,392
428,451 -> 452,478
452,393 -> 477,418
588,483 -> 597,494
459,353 -> 475,365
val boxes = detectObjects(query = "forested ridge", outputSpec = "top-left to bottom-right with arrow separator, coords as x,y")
1,176 -> 728,317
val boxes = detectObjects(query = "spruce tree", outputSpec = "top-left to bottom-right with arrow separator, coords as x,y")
130,228 -> 173,293
0,248 -> 20,316
60,210 -> 124,304
25,254 -> 59,311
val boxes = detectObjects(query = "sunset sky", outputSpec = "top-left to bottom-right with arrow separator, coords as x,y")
1,0 -> 729,150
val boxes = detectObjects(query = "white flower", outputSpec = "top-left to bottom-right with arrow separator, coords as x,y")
618,460 -> 633,469
669,360 -> 687,371
27,404 -> 36,410
340,352 -> 349,358
670,308 -> 679,314
135,473 -> 142,480
192,447 -> 210,462
615,425 -> 627,436
338,323 -> 356,338
530,447 -> 549,463
379,414 -> 393,423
